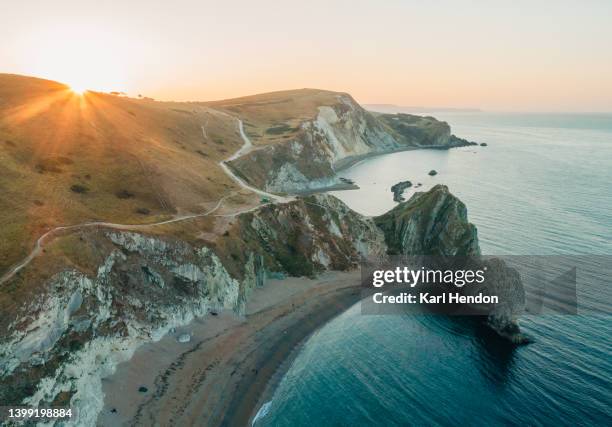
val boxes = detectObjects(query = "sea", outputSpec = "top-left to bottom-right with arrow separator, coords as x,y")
254,113 -> 612,426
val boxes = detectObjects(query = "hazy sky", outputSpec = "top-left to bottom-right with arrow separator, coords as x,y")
2,0 -> 611,111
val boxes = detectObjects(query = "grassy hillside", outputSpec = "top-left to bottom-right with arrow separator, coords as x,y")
0,74 -> 246,273
205,88 -> 347,146
0,75 -> 471,275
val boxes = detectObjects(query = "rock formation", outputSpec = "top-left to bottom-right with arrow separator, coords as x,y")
465,257 -> 527,343
228,95 -> 475,193
375,185 -> 526,342
390,180 -> 413,202
375,185 -> 480,256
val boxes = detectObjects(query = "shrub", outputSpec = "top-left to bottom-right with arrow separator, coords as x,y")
70,184 -> 89,194
115,189 -> 135,199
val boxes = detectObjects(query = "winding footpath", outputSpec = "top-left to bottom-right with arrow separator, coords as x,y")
0,118 -> 291,285
219,120 -> 293,203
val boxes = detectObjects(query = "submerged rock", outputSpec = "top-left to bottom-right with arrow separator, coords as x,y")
428,169 -> 437,176
480,142 -> 488,147
390,180 -> 412,202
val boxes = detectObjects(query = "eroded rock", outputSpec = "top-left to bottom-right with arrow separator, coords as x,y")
390,180 -> 412,202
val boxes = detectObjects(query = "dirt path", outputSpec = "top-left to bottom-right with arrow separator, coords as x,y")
218,120 -> 294,203
0,117 -> 291,285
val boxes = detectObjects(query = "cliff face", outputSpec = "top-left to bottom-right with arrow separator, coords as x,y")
376,113 -> 475,148
0,194 -> 386,425
230,194 -> 387,276
375,185 -> 481,256
228,96 -> 474,193
0,80 -> 516,427
0,235 -> 257,426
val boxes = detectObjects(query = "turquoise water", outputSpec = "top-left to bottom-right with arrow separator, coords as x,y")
256,113 -> 612,426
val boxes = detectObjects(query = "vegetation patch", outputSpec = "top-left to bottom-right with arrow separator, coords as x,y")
115,189 -> 135,199
35,156 -> 74,173
265,123 -> 297,135
70,184 -> 89,194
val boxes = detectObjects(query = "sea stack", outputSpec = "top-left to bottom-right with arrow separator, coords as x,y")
390,180 -> 412,202
374,185 -> 526,342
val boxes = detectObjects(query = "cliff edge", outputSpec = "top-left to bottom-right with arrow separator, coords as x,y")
216,91 -> 475,193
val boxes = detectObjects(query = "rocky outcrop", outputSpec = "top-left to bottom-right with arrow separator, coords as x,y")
466,257 -> 527,343
374,185 -> 525,342
377,113 -> 477,149
375,185 -> 480,256
390,180 -> 412,202
232,194 -> 387,276
228,96 -> 475,194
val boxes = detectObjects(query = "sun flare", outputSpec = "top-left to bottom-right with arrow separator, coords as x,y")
69,84 -> 87,95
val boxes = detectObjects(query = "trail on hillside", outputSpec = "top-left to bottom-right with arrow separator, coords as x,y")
219,120 -> 294,203
0,117 -> 292,285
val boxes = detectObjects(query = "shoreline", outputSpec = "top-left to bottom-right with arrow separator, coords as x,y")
99,271 -> 363,426
224,277 -> 362,427
333,141 -> 475,173
290,142 -> 476,196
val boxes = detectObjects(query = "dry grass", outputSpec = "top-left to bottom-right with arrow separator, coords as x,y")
0,74 -> 246,272
0,75 -> 349,289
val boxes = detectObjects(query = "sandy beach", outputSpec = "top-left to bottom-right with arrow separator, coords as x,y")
99,271 -> 362,426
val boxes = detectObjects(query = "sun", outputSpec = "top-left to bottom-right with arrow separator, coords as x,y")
69,84 -> 88,95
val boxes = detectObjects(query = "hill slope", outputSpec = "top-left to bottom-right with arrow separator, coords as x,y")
0,74 -> 248,273
0,76 -> 473,276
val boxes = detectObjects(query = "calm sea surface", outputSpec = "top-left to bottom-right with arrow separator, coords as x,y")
255,113 -> 612,426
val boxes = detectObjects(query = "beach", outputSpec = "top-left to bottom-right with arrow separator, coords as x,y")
99,271 -> 362,426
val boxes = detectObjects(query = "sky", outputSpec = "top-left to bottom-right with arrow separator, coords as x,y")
1,0 -> 611,112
